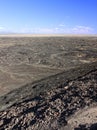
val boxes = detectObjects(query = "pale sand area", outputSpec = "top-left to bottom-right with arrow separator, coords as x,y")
0,34 -> 97,37
68,106 -> 97,129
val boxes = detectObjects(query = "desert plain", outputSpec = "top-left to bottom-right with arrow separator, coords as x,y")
0,35 -> 97,129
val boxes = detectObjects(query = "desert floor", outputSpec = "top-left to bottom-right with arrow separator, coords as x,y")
0,36 -> 97,129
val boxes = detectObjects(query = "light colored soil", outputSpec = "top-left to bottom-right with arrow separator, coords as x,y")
0,34 -> 97,37
68,106 -> 97,129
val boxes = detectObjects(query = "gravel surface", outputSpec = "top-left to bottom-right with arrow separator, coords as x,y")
0,69 -> 97,130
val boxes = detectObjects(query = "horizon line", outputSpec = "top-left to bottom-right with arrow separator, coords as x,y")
0,33 -> 97,37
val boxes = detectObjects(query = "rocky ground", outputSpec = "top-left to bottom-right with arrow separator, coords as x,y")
0,68 -> 97,130
0,36 -> 97,130
0,36 -> 97,96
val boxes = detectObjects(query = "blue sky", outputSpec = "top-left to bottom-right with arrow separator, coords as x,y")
0,0 -> 97,34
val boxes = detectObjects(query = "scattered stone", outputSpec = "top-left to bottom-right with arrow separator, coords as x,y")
0,69 -> 97,129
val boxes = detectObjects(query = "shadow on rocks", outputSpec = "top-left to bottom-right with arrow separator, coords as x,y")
74,123 -> 97,130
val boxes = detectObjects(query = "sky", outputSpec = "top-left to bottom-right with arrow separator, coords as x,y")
0,0 -> 97,34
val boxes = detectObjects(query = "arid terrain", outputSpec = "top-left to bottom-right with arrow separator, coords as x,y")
0,35 -> 97,129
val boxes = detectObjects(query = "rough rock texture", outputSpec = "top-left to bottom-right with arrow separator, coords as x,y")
0,69 -> 97,130
0,36 -> 97,130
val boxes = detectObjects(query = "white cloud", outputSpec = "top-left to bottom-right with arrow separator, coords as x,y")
0,26 -> 5,31
20,28 -> 55,34
71,26 -> 93,34
19,25 -> 94,34
36,28 -> 54,33
0,26 -> 12,33
0,25 -> 94,34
